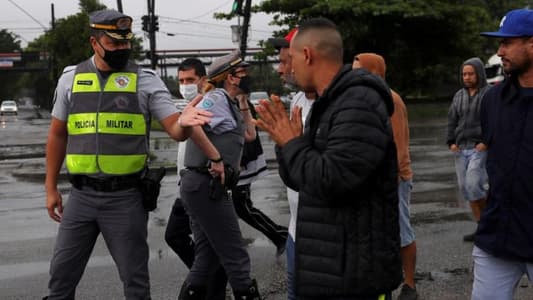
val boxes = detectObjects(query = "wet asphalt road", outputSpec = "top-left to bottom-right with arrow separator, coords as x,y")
1,105 -> 532,299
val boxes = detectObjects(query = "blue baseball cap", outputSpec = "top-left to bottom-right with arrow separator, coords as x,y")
481,9 -> 533,38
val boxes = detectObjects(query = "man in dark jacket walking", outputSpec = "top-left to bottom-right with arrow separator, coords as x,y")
255,17 -> 402,299
471,8 -> 533,300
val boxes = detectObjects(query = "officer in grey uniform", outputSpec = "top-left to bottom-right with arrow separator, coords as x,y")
179,50 -> 261,300
43,9 -> 211,300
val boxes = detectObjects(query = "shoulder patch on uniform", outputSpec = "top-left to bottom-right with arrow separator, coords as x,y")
142,68 -> 157,76
201,99 -> 215,109
62,65 -> 76,74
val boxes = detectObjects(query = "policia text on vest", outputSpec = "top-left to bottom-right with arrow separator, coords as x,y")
72,119 -> 134,130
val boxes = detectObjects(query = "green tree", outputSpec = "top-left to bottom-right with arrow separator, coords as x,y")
0,30 -> 23,100
0,29 -> 22,52
255,0 -> 531,98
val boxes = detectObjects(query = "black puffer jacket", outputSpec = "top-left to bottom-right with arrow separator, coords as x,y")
277,65 -> 402,298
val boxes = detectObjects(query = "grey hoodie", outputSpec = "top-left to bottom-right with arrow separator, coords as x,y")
446,57 -> 491,148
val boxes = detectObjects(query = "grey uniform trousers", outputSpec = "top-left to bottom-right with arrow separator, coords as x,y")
47,186 -> 150,300
180,169 -> 252,291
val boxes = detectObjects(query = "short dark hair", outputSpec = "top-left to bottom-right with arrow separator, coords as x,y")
90,29 -> 106,39
298,17 -> 337,33
294,17 -> 343,63
179,58 -> 206,77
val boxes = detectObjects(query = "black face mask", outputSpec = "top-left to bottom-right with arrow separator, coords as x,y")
237,76 -> 253,94
97,40 -> 131,70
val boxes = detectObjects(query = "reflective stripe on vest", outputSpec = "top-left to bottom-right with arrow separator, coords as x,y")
67,113 -> 146,135
66,60 -> 148,175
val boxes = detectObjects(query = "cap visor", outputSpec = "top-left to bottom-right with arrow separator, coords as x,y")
267,37 -> 289,50
480,31 -> 524,38
236,61 -> 250,67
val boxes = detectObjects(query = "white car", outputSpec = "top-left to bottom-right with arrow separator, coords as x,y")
249,91 -> 269,106
0,100 -> 18,115
485,54 -> 505,85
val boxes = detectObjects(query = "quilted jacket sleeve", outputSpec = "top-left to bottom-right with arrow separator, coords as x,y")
277,86 -> 392,202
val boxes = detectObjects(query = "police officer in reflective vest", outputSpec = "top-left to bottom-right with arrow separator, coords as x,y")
178,50 -> 261,299
44,9 -> 211,300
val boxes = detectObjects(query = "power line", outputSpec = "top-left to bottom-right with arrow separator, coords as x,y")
7,0 -> 48,30
158,16 -> 273,34
4,27 -> 45,31
184,0 -> 232,20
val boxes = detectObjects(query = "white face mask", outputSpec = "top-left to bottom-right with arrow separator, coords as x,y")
179,84 -> 199,101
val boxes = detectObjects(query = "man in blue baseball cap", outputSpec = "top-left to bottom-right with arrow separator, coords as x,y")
473,8 -> 533,300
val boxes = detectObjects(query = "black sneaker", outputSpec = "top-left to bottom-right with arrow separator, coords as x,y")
463,233 -> 475,242
397,284 -> 419,300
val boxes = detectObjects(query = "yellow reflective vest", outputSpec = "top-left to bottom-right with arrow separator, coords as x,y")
65,60 -> 148,175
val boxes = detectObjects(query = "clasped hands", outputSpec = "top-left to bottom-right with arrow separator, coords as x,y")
254,94 -> 303,146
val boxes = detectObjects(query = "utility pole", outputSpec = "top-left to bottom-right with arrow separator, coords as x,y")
146,0 -> 158,70
239,0 -> 252,58
116,0 -> 123,12
50,3 -> 57,109
50,4 -> 57,79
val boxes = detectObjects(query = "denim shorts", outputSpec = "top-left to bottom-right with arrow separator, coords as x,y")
454,149 -> 488,201
398,179 -> 416,247
472,246 -> 533,300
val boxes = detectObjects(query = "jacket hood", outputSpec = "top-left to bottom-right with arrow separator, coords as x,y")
355,53 -> 386,79
325,65 -> 394,116
461,57 -> 488,89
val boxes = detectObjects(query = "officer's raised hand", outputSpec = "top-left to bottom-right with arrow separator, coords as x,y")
179,94 -> 212,127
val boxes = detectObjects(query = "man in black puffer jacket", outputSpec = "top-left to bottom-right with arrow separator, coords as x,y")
255,18 -> 402,299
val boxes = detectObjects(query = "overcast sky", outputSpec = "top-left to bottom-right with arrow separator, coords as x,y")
2,0 -> 280,50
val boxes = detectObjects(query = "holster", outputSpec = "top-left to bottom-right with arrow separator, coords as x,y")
140,167 -> 166,211
223,164 -> 240,189
208,164 -> 240,201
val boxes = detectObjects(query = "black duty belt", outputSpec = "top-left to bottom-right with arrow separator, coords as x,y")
68,174 -> 141,192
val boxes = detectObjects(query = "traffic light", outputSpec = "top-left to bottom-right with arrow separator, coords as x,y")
232,0 -> 243,16
153,15 -> 159,32
141,15 -> 149,32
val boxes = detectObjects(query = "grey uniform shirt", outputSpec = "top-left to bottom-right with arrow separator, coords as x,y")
51,56 -> 178,122
197,88 -> 238,134
176,88 -> 238,196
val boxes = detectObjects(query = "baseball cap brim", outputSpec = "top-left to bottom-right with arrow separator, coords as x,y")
480,31 -> 525,38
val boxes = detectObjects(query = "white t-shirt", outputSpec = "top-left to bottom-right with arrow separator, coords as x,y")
287,91 -> 314,240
